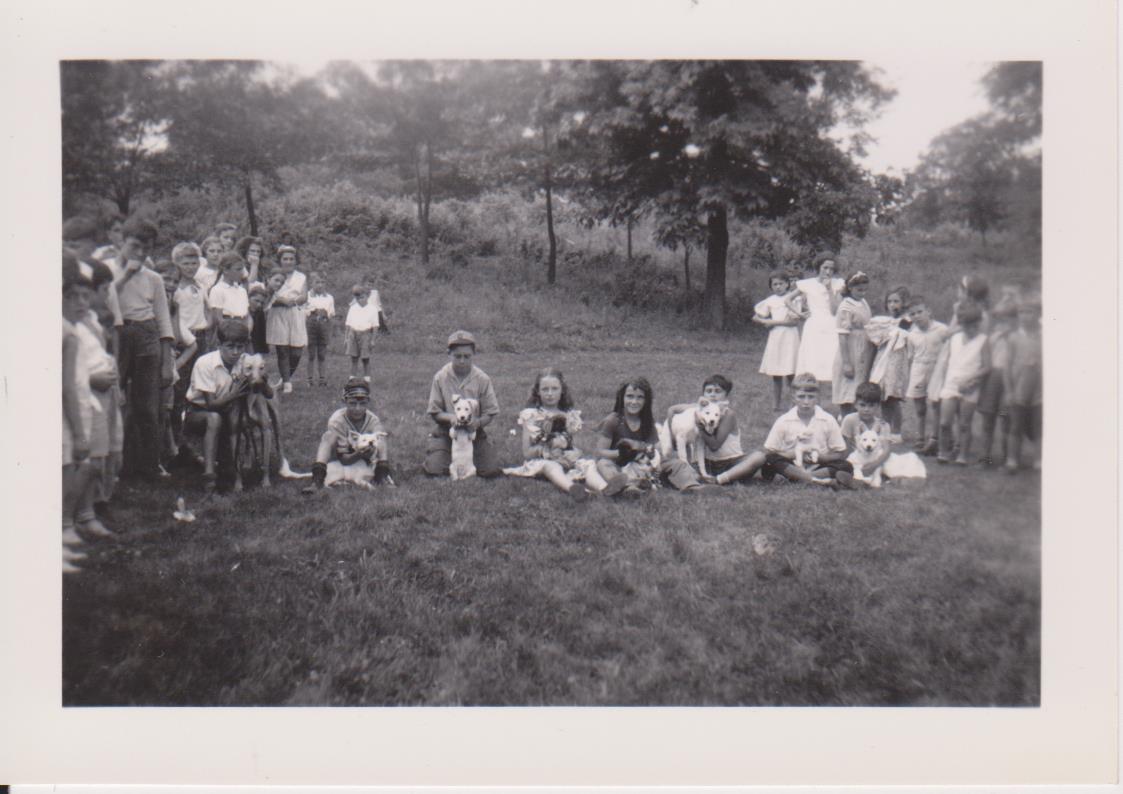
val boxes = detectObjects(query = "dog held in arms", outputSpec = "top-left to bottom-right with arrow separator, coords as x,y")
657,397 -> 726,479
227,353 -> 308,491
324,431 -> 388,489
449,395 -> 480,481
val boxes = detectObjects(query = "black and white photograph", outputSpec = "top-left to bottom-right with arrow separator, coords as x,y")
1,0 -> 1117,787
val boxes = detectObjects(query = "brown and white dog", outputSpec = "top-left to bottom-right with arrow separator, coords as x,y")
449,395 -> 479,481
228,353 -> 307,490
657,397 -> 727,479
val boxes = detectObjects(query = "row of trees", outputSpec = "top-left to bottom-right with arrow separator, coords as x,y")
902,62 -> 1042,244
61,60 -> 1039,329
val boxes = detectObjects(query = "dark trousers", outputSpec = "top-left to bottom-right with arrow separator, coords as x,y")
118,319 -> 162,478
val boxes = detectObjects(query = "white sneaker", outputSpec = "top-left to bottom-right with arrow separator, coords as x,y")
363,376 -> 372,383
283,382 -> 294,394
62,527 -> 83,546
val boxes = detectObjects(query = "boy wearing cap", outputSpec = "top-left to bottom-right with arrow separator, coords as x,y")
302,377 -> 395,492
423,330 -> 502,478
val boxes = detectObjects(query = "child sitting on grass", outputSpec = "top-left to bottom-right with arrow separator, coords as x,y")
302,377 -> 396,492
839,381 -> 892,483
182,319 -> 256,492
1004,294 -> 1042,473
665,374 -> 767,485
592,378 -> 708,496
502,367 -> 609,501
761,372 -> 856,489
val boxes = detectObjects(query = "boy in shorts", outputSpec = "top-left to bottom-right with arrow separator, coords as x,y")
665,374 -> 767,485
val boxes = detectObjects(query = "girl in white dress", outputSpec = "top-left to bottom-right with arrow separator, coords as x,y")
502,368 -> 608,500
266,244 -> 309,393
753,270 -> 802,411
791,253 -> 845,386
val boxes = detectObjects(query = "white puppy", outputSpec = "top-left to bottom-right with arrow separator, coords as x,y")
848,430 -> 929,487
324,432 -> 387,490
449,395 -> 480,481
658,397 -> 726,478
848,429 -> 886,487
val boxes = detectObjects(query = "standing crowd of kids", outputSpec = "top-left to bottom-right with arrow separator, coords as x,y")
61,218 -> 1043,573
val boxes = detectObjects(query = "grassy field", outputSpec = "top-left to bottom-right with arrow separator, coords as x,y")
62,227 -> 1041,706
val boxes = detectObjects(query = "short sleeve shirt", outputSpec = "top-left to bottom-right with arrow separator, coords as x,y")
839,413 -> 891,451
208,280 -> 250,319
325,408 -> 384,457
307,291 -> 336,318
427,362 -> 500,418
175,283 -> 209,333
595,412 -> 656,447
764,406 -> 847,460
186,350 -> 235,406
195,261 -> 221,294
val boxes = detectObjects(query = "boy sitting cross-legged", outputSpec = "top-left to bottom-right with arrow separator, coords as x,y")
663,374 -> 767,485
303,377 -> 396,492
761,372 -> 857,489
182,319 -> 258,492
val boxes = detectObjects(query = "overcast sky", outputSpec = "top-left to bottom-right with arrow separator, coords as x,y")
859,59 -> 992,175
284,59 -> 993,178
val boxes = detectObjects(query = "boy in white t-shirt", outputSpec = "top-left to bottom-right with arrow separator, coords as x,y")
344,284 -> 388,382
207,252 -> 251,335
304,271 -> 336,387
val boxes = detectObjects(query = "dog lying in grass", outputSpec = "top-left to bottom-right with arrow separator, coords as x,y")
848,429 -> 928,487
449,395 -> 480,481
324,431 -> 388,489
657,397 -> 726,479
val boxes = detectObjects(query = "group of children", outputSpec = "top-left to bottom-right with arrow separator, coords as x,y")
61,219 -> 1043,571
752,256 -> 1043,471
60,215 -> 392,571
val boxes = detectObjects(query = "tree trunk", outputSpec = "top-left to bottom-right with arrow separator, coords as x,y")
243,173 -> 258,237
703,206 -> 729,330
626,216 -> 633,265
544,126 -> 557,285
683,245 -> 692,292
421,141 -> 433,266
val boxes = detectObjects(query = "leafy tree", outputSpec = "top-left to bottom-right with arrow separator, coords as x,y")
61,60 -> 168,216
566,60 -> 890,329
156,61 -> 335,236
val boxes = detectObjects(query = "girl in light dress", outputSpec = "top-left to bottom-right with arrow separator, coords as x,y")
866,285 -> 912,441
791,253 -> 845,388
502,368 -> 608,501
266,244 -> 309,393
832,272 -> 873,416
753,270 -> 802,412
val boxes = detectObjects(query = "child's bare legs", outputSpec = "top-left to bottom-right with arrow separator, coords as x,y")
350,356 -> 361,378
771,376 -> 784,411
62,463 -> 81,533
361,357 -> 371,381
714,450 -> 767,484
954,400 -> 977,464
1005,404 -> 1042,471
200,412 -> 223,483
882,397 -> 902,436
306,350 -> 316,385
275,345 -> 292,384
978,411 -> 1007,465
937,397 -> 959,462
539,459 -> 586,499
75,457 -> 113,535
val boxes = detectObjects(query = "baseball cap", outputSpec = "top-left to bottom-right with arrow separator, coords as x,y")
447,330 -> 477,350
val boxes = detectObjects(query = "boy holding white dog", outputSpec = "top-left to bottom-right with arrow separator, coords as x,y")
839,381 -> 892,482
303,377 -> 395,492
761,372 -> 856,489
423,330 -> 501,478
664,374 -> 767,485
